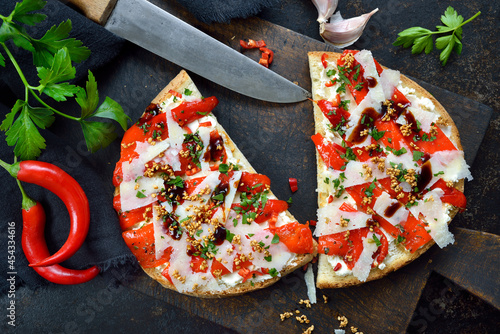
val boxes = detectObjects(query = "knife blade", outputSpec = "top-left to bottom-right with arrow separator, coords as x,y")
66,0 -> 311,103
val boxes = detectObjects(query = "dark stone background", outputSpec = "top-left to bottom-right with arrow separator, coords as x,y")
0,0 -> 498,333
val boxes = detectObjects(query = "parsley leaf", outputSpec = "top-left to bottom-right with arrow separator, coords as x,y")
393,7 -> 481,66
36,47 -> 79,101
75,70 -> 99,119
80,121 -> 117,153
89,96 -> 128,131
0,1 -> 127,159
10,0 -> 47,26
271,233 -> 279,244
30,19 -> 90,68
4,101 -> 53,160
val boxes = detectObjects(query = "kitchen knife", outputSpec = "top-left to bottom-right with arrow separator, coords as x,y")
66,0 -> 311,103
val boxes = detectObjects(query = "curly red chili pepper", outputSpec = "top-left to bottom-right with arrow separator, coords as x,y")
1,160 -> 90,267
20,189 -> 99,284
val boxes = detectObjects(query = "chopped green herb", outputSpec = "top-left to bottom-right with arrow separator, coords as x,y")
226,230 -> 235,243
370,127 -> 386,141
271,233 -> 280,244
392,147 -> 408,156
339,99 -> 350,111
372,234 -> 382,247
364,178 -> 377,197
326,69 -> 336,76
413,151 -> 425,162
212,193 -> 224,202
183,88 -> 192,96
354,82 -> 364,91
166,176 -> 184,188
269,268 -> 279,277
136,190 -> 146,198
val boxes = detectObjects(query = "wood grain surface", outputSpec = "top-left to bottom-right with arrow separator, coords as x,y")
66,0 -> 117,25
86,1 -> 497,333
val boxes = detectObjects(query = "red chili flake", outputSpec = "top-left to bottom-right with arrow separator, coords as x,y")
289,178 -> 298,193
321,53 -> 329,68
333,263 -> 342,271
168,89 -> 182,99
240,39 -> 266,49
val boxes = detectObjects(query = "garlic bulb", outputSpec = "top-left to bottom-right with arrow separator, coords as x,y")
311,0 -> 338,23
320,9 -> 379,48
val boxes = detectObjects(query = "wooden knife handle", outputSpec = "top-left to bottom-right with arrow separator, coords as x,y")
65,0 -> 118,25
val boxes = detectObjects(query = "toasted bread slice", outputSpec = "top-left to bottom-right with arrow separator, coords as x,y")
308,51 -> 469,288
114,70 -> 316,297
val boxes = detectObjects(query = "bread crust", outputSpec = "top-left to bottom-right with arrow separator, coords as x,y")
116,70 -> 316,297
308,51 -> 464,288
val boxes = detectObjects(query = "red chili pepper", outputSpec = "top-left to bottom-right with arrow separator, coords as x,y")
19,186 -> 99,284
240,39 -> 266,49
289,178 -> 298,193
2,160 -> 90,267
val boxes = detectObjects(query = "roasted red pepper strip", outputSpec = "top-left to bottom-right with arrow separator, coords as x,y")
122,224 -> 171,268
316,99 -> 350,128
254,199 -> 288,224
211,259 -> 231,278
274,222 -> 314,254
238,172 -> 271,194
2,160 -> 91,268
171,96 -> 219,126
20,194 -> 99,284
311,133 -> 346,170
430,179 -> 467,211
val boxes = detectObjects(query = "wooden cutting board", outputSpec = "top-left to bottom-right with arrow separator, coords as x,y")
90,1 -> 496,332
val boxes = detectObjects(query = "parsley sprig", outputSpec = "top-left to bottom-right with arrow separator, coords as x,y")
0,0 -> 129,160
393,6 -> 481,66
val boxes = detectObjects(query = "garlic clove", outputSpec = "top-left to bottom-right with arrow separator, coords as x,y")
311,0 -> 338,23
320,8 -> 379,48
